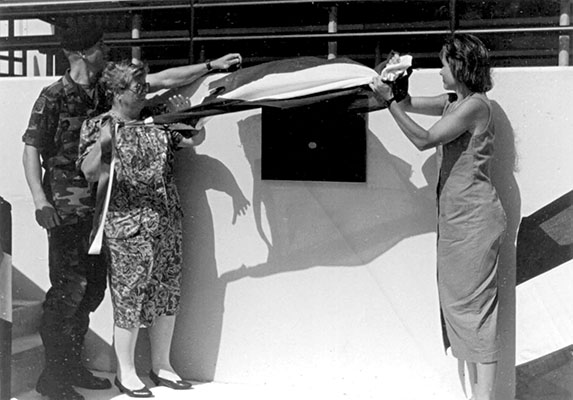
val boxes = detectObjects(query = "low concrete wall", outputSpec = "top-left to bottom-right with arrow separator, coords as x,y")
2,66 -> 572,399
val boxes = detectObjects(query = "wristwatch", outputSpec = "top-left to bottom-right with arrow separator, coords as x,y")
206,61 -> 213,71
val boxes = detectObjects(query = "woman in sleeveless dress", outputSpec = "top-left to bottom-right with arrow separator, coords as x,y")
370,34 -> 507,400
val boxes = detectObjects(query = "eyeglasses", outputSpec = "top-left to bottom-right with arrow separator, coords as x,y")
126,82 -> 150,96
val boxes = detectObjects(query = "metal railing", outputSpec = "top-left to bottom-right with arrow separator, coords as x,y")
0,0 -> 571,76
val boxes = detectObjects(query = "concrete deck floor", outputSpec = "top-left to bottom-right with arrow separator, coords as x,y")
11,372 -> 375,400
11,358 -> 573,400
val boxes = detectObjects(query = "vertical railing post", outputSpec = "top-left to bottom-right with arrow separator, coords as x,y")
449,0 -> 458,35
0,197 -> 12,400
8,20 -> 14,76
46,50 -> 54,76
199,44 -> 206,63
374,42 -> 382,69
22,50 -> 27,76
189,0 -> 196,64
132,14 -> 142,64
328,5 -> 338,59
559,0 -> 571,66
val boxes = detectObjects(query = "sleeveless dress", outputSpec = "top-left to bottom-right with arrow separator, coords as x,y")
437,93 -> 507,363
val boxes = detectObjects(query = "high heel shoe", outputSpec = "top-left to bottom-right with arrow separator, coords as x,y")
114,377 -> 154,398
149,369 -> 193,390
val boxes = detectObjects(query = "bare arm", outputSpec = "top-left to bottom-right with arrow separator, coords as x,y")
399,93 -> 448,116
147,53 -> 242,92
391,97 -> 488,151
22,145 -> 49,209
370,74 -> 447,116
370,77 -> 486,151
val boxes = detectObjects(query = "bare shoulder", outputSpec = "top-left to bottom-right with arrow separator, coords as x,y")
457,95 -> 490,119
451,95 -> 491,134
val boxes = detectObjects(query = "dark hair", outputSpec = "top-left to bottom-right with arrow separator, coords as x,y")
100,60 -> 149,100
439,34 -> 493,93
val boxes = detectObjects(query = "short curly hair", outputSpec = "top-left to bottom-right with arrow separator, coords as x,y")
439,34 -> 493,93
100,60 -> 149,100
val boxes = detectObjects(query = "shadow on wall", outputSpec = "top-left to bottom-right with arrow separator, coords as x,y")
171,111 -> 438,381
170,150 -> 236,381
490,100 -> 521,400
226,113 -> 438,277
170,103 -> 520,390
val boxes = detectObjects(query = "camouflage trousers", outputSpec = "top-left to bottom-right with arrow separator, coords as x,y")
39,217 -> 107,382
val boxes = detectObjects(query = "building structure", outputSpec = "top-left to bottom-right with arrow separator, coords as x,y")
0,0 -> 571,77
1,1 -> 572,400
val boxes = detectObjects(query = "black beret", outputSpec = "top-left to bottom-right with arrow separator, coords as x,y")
60,23 -> 104,51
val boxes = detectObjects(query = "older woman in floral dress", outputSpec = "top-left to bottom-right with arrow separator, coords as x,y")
78,61 -> 201,398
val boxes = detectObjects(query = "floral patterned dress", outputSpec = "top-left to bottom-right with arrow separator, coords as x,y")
79,113 -> 184,328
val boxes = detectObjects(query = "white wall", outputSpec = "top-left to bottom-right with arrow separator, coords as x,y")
491,69 -> 573,367
0,77 -> 54,298
2,67 -> 572,400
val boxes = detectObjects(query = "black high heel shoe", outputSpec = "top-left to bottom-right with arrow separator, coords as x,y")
114,377 -> 154,398
149,369 -> 193,390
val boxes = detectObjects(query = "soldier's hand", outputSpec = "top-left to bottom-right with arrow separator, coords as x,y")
35,204 -> 61,229
211,53 -> 242,71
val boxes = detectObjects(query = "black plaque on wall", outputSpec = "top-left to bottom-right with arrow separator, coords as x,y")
261,99 -> 367,183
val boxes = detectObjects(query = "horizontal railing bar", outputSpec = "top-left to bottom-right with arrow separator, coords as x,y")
1,26 -> 571,51
0,0 -> 188,6
0,37 -> 192,51
0,55 -> 25,61
193,0 -> 456,7
0,0 -> 423,17
194,16 -> 557,38
192,26 -> 573,41
0,3 -> 190,18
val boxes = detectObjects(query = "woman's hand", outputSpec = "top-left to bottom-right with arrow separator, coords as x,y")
167,94 -> 193,111
369,76 -> 394,104
190,127 -> 206,146
177,126 -> 206,148
210,53 -> 242,71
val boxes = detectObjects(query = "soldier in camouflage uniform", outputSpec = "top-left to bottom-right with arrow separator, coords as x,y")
22,23 -> 111,400
22,20 -> 243,400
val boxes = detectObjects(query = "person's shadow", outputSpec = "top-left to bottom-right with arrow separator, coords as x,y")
167,103 -> 520,397
220,113 -> 437,280
170,147 -> 249,380
168,110 -> 438,381
489,100 -> 521,400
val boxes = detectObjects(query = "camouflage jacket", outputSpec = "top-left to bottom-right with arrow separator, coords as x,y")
22,70 -> 109,224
